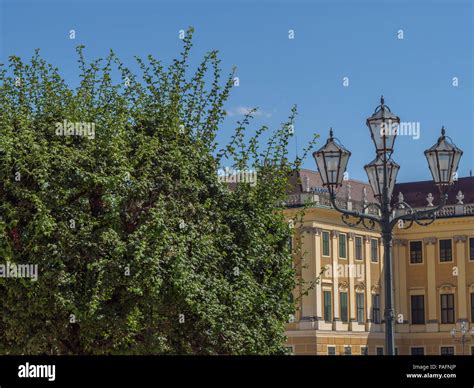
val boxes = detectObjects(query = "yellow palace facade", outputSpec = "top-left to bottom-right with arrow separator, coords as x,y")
285,170 -> 474,355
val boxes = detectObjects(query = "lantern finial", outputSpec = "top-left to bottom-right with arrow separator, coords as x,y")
329,127 -> 334,139
441,126 -> 446,136
380,95 -> 384,105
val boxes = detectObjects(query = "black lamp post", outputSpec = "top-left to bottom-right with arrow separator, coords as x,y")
312,96 -> 463,355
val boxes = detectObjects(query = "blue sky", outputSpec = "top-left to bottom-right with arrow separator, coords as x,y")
1,0 -> 472,183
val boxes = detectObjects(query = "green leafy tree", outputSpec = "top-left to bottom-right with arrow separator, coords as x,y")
0,28 -> 318,355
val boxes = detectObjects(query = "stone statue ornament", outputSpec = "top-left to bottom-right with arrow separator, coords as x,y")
456,190 -> 464,205
398,192 -> 405,208
426,193 -> 434,207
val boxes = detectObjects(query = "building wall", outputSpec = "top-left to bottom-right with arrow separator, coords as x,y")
285,205 -> 474,355
392,216 -> 474,355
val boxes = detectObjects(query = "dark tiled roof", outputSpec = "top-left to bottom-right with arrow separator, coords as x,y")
287,170 -> 474,208
393,177 -> 474,207
288,169 -> 376,202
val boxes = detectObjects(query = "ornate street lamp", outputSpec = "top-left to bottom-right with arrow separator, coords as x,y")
425,126 -> 463,189
313,128 -> 351,192
450,322 -> 474,355
366,96 -> 400,155
313,97 -> 463,355
364,156 -> 400,200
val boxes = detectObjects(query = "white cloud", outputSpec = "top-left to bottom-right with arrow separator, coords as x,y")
226,106 -> 272,118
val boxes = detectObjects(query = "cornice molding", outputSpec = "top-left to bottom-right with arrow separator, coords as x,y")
355,281 -> 366,291
301,226 -> 322,235
438,283 -> 456,291
338,281 -> 349,290
423,237 -> 437,245
371,283 -> 380,294
453,235 -> 467,243
393,239 -> 408,247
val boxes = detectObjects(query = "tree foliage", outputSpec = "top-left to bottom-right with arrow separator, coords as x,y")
0,28 -> 318,354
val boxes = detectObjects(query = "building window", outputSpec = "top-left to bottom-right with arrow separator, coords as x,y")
355,236 -> 363,260
411,347 -> 425,355
285,346 -> 295,355
327,346 -> 336,355
471,293 -> 474,323
360,346 -> 368,355
441,294 -> 455,324
371,239 -> 378,262
288,237 -> 293,252
339,234 -> 347,258
322,231 -> 330,256
471,346 -> 474,355
411,295 -> 425,324
440,346 -> 454,355
344,346 -> 352,355
410,241 -> 423,264
470,238 -> 474,261
439,239 -> 453,262
376,347 -> 384,355
372,294 -> 381,324
324,291 -> 332,322
340,292 -> 348,323
356,293 -> 365,324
